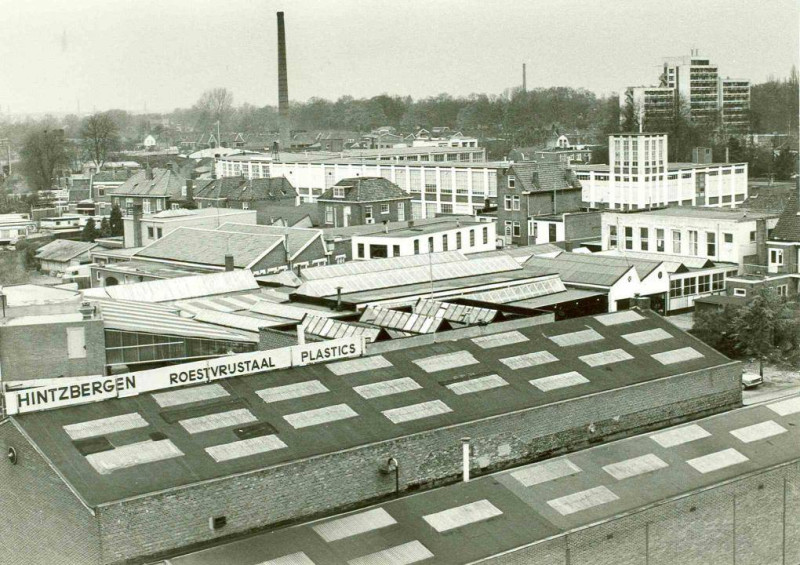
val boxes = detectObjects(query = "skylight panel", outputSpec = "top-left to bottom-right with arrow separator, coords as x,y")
382,400 -> 452,424
547,486 -> 619,516
446,374 -> 508,395
602,454 -> 668,480
414,351 -> 479,373
530,371 -> 589,392
767,397 -> 800,416
64,413 -> 149,441
594,310 -> 645,326
205,435 -> 287,462
353,377 -> 421,399
313,508 -> 397,542
284,404 -> 359,429
500,351 -> 558,370
687,448 -> 749,474
510,458 -> 581,487
327,355 -> 392,376
471,330 -> 528,349
548,328 -> 604,347
650,424 -> 711,448
179,408 -> 257,434
260,553 -> 315,565
422,500 -> 503,532
579,348 -> 633,367
348,541 -> 434,565
86,439 -> 184,474
651,347 -> 704,365
621,328 -> 673,345
152,384 -> 229,408
729,420 -> 787,443
256,380 -> 329,403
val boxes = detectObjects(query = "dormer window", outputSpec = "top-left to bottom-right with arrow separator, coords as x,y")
508,175 -> 516,189
333,187 -> 345,198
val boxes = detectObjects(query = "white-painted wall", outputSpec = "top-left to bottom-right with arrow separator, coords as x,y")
352,222 -> 496,260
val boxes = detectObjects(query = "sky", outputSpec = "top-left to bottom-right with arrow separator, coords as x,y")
0,0 -> 797,116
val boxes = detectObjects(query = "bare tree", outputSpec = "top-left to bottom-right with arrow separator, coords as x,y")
80,112 -> 119,169
193,88 -> 235,134
19,128 -> 69,192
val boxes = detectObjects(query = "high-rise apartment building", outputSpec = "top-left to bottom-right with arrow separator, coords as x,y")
621,50 -> 750,134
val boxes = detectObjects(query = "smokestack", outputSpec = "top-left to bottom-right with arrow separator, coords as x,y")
224,254 -> 235,272
522,63 -> 527,93
461,438 -> 471,482
277,12 -> 290,151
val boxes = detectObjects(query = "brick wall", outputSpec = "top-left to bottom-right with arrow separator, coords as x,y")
0,420 -> 101,565
480,461 -> 800,565
292,236 -> 328,267
97,362 -> 741,564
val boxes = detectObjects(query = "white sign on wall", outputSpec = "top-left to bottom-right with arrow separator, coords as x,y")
4,336 -> 364,415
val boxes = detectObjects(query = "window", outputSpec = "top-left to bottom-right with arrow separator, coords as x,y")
698,275 -> 710,293
683,277 -> 697,296
96,270 -> 101,282
508,175 -> 516,188
325,205 -> 334,225
513,222 -> 521,237
147,227 -> 154,239
672,230 -> 681,254
357,243 -> 365,258
670,279 -> 683,298
749,231 -> 756,243
335,255 -> 346,264
143,200 -> 151,214
688,230 -> 698,255
712,272 -> 724,291
242,202 -> 249,210
656,229 -> 664,252
392,245 -> 400,256
504,196 -> 512,210
733,288 -> 747,297
364,205 -> 373,219
381,203 -> 390,215
333,187 -> 345,198
624,226 -> 633,250
456,232 -> 462,249
640,227 -> 649,251
770,249 -> 784,265
397,202 -> 405,222
171,203 -> 180,210
504,221 -> 512,237
512,196 -> 520,211
777,285 -> 788,297
156,228 -> 162,239
483,226 -> 489,244
609,225 -> 617,248
723,233 -> 733,244
414,239 -> 420,254
469,229 -> 475,247
442,234 -> 448,251
441,203 -> 453,214
706,232 -> 716,257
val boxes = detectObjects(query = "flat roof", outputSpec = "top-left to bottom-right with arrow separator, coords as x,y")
575,162 -> 747,172
507,288 -> 606,309
612,207 -> 779,222
367,220 -> 486,238
170,398 -> 800,565
13,310 -> 731,508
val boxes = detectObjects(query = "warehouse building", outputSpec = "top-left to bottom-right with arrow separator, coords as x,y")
169,398 -> 800,565
0,309 -> 740,564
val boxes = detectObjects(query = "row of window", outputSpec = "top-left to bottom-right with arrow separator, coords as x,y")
609,225 -> 737,256
669,273 -> 725,297
356,226 -> 490,258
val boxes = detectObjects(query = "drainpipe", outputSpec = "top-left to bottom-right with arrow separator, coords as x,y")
461,437 -> 471,482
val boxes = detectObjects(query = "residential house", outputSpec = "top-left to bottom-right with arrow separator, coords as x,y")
107,167 -> 195,214
193,176 -> 298,224
317,177 -> 412,228
122,206 -> 257,248
35,239 -> 98,276
212,223 -> 328,271
91,169 -> 135,214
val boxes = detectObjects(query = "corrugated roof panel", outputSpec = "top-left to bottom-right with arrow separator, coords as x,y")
251,300 -> 338,321
348,540 -> 434,565
472,331 -> 528,349
500,351 -> 559,370
312,508 -> 397,542
301,252 -> 466,281
303,315 -> 381,343
651,347 -> 704,365
101,270 -> 260,303
327,355 -> 392,376
359,306 -> 441,335
686,448 -> 749,474
179,409 -> 257,435
422,499 -> 503,532
602,454 -> 669,480
511,459 -> 581,487
256,380 -> 329,404
414,298 -> 497,325
414,351 -> 479,373
86,439 -> 184,475
382,400 -> 452,424
446,374 -> 508,396
205,435 -> 287,463
283,404 -> 359,429
64,413 -> 149,440
547,486 -> 619,516
353,378 -> 422,399
152,384 -> 229,408
622,328 -> 673,345
466,276 -> 566,304
530,371 -> 589,392
548,328 -> 604,347
580,349 -> 634,367
650,424 -> 711,448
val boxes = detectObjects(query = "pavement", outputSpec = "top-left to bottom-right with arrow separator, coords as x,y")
741,360 -> 800,406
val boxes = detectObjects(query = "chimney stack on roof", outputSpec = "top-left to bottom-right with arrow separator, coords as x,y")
224,254 -> 235,272
277,12 -> 291,151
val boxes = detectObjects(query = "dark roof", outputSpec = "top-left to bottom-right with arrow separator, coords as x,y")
741,184 -> 796,213
92,169 -> 134,183
193,177 -> 297,202
108,168 -> 187,199
12,309 -> 732,507
771,187 -> 800,242
259,203 -> 321,227
168,400 -> 799,565
508,161 -> 581,193
318,177 -> 411,203
35,239 -> 97,262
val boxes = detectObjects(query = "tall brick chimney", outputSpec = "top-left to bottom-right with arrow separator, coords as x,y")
277,12 -> 290,152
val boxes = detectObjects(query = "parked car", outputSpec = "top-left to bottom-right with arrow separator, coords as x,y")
742,372 -> 763,389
